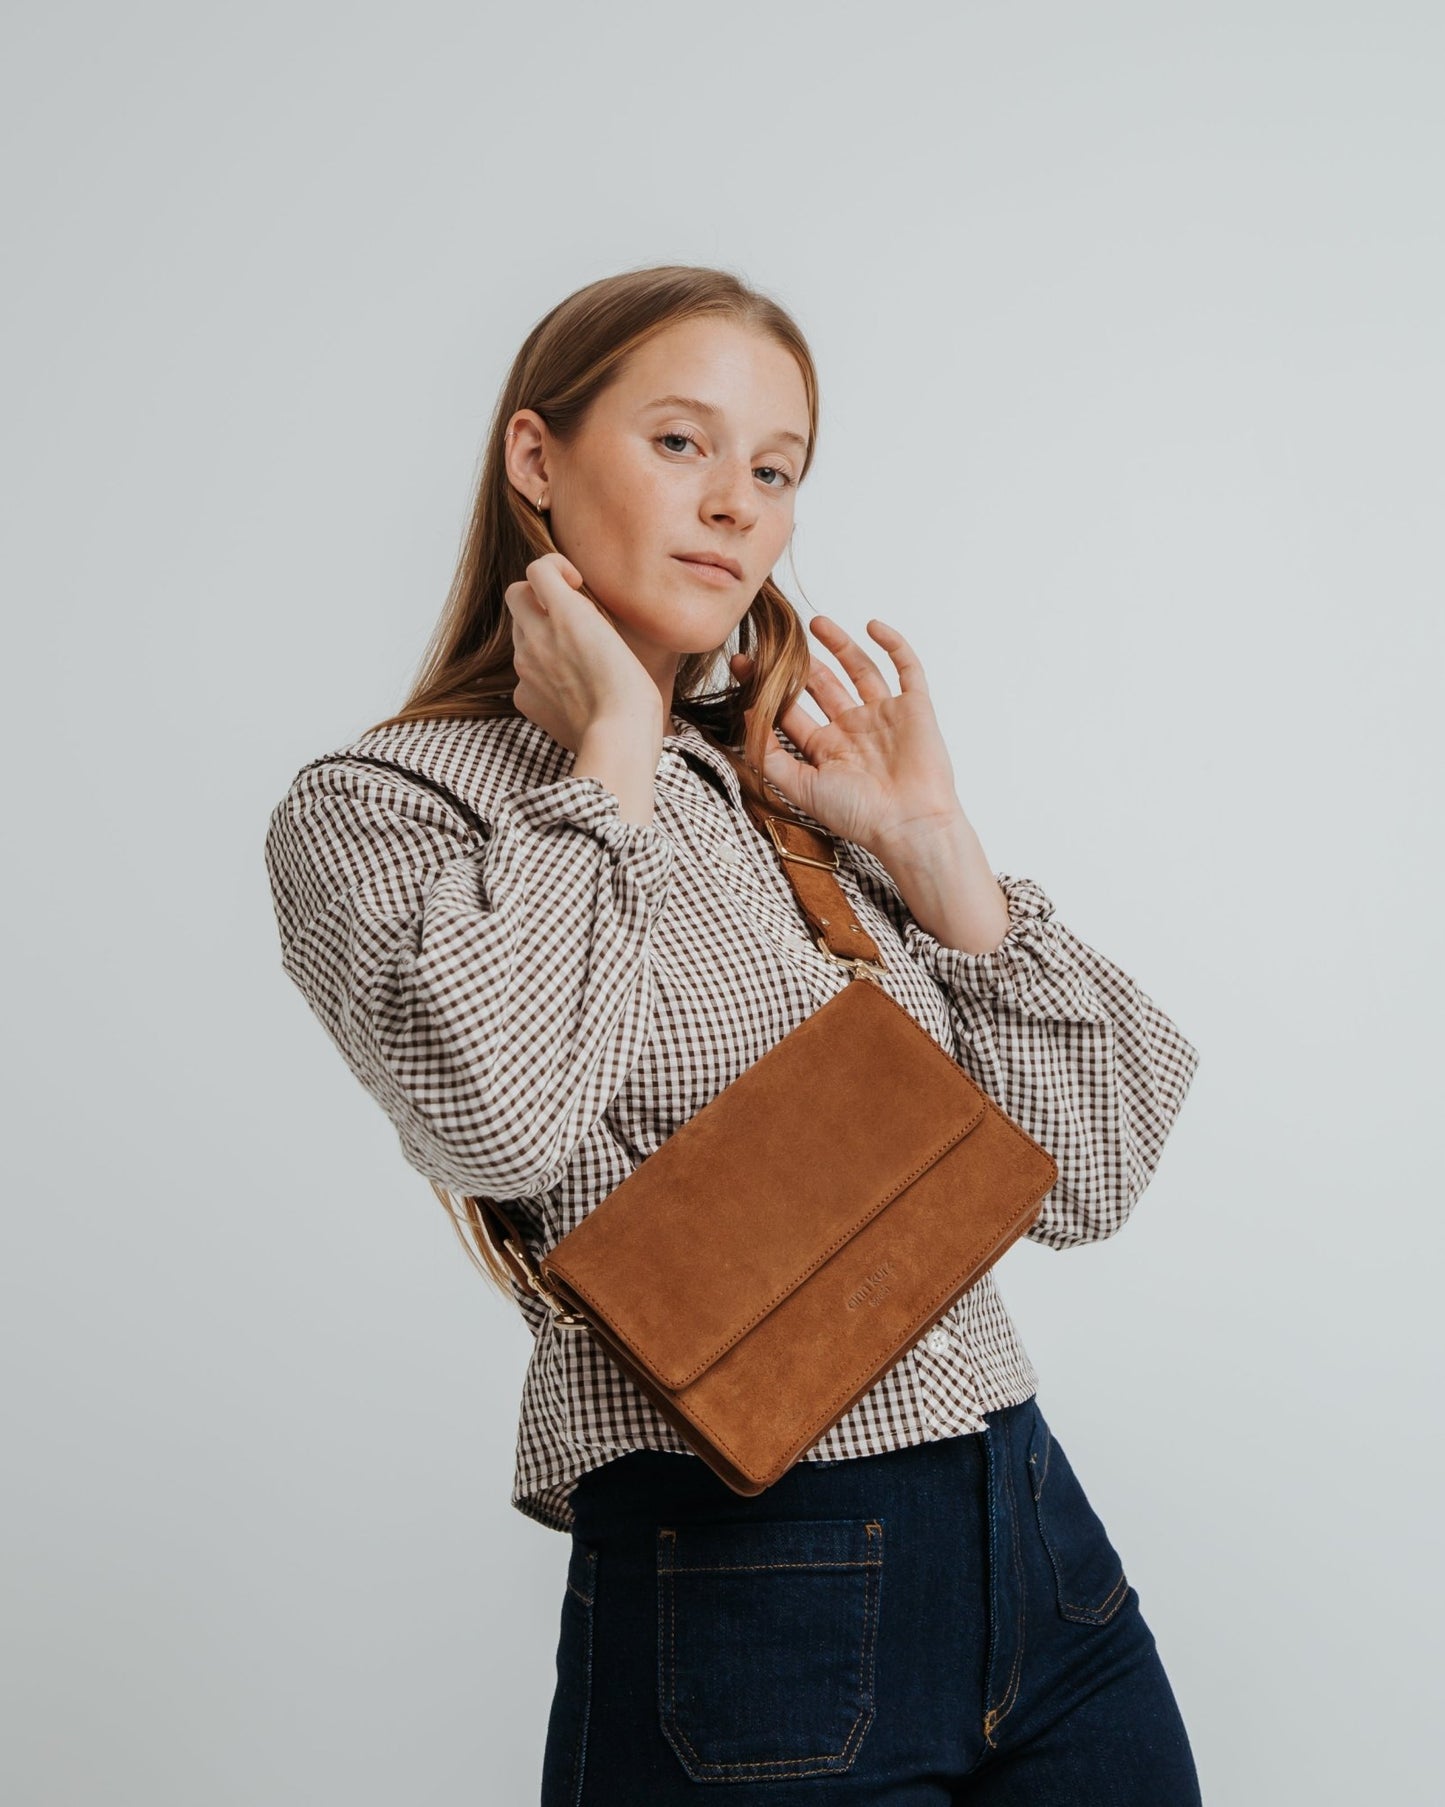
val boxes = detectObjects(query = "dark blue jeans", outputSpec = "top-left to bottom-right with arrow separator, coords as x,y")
540,1393 -> 1203,1804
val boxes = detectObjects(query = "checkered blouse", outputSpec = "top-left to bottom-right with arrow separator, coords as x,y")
263,707 -> 1200,1535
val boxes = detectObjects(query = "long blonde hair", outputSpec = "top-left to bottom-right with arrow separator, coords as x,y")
364,262 -> 823,1297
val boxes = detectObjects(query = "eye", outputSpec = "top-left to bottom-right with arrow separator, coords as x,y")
655,432 -> 795,490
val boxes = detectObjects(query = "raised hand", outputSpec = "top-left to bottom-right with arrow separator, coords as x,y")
729,615 -> 967,863
505,553 -> 664,754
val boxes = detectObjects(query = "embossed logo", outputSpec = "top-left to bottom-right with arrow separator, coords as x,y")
845,1259 -> 895,1309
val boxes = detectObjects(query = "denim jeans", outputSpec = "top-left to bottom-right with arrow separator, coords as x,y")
540,1393 -> 1203,1804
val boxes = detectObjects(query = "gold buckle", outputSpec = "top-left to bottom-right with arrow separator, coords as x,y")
811,931 -> 888,980
504,1238 -> 589,1328
764,815 -> 838,870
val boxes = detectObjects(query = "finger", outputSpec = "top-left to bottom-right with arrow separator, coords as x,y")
862,617 -> 930,696
528,554 -> 586,611
504,580 -> 547,618
774,692 -> 829,760
527,550 -> 584,588
739,727 -> 804,801
755,740 -> 803,805
800,653 -> 859,722
807,615 -> 893,703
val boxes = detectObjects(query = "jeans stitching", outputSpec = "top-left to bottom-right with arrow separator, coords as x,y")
665,1559 -> 882,1574
1057,1567 -> 1130,1622
1029,1428 -> 1052,1501
565,1548 -> 596,1807
982,1414 -> 1026,1747
565,1548 -> 597,1609
1031,1422 -> 1131,1623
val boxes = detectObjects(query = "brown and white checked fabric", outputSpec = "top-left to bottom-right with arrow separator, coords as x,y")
263,707 -> 1200,1535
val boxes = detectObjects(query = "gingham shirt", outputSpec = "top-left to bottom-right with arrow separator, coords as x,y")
264,708 -> 1200,1535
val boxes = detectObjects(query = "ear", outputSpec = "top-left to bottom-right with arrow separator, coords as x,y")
504,409 -> 552,506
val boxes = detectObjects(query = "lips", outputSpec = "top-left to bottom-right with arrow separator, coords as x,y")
674,552 -> 743,580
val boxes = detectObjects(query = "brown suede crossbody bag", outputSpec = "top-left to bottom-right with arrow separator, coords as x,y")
473,757 -> 1058,1497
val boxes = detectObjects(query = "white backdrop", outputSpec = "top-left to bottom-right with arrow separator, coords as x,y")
4,3 -> 1440,1801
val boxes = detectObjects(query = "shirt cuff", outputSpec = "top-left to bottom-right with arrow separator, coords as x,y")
901,872 -> 1068,1002
488,773 -> 675,891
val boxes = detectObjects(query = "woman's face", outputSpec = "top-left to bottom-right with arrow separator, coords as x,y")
505,317 -> 810,697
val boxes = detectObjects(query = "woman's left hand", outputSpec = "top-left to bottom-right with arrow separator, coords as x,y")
729,615 -> 966,862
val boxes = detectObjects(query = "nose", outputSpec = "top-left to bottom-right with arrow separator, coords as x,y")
702,457 -> 761,528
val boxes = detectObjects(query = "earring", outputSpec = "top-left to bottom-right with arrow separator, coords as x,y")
535,494 -> 548,512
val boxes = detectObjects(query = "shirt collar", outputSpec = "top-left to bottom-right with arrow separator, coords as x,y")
663,712 -> 745,806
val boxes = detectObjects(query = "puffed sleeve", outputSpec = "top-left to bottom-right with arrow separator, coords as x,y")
263,755 -> 675,1199
846,850 -> 1200,1249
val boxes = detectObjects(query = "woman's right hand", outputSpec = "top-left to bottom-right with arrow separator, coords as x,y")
504,553 -> 664,754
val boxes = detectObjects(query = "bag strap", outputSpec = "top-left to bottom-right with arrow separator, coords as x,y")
718,745 -> 887,974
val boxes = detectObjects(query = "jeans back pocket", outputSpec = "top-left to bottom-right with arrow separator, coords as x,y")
1027,1410 -> 1131,1626
656,1515 -> 884,1783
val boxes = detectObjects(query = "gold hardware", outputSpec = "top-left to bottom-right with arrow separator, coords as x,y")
504,1238 -> 590,1327
763,816 -> 839,871
811,931 -> 888,980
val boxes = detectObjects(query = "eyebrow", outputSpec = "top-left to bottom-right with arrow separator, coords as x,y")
641,394 -> 809,456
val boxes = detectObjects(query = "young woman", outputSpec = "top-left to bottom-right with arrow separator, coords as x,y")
265,264 -> 1204,1803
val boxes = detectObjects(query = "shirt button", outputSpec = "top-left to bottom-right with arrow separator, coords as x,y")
924,1327 -> 949,1355
715,840 -> 744,863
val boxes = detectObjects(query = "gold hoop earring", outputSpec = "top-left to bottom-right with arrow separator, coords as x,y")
535,495 -> 548,513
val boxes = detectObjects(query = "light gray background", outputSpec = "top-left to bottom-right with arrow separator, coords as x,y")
5,3 -> 1440,1801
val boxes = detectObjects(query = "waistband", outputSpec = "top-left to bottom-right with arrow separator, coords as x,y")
569,1395 -> 1039,1535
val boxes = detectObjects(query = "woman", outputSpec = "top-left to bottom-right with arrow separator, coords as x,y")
265,264 -> 1204,1802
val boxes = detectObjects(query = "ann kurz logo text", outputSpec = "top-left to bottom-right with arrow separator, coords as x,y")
845,1260 -> 895,1310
